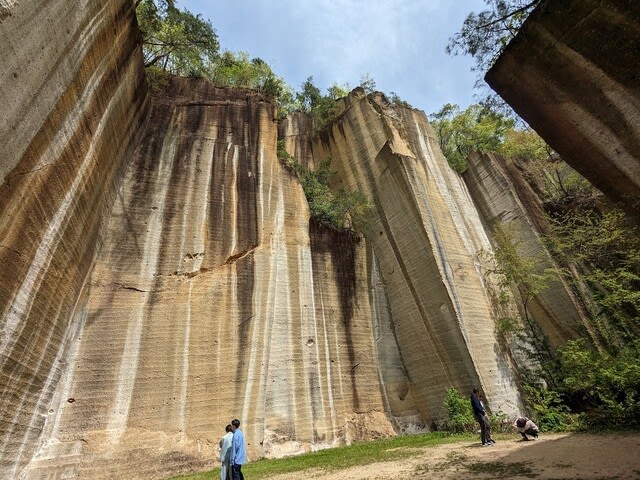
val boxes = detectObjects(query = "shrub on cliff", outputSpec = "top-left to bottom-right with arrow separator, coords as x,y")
276,145 -> 372,233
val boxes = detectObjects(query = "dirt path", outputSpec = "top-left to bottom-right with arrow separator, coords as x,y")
265,433 -> 640,479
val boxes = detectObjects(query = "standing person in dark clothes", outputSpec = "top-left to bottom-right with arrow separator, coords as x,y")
230,418 -> 247,480
470,388 -> 495,446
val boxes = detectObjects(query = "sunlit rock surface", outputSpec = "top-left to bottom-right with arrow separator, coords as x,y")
17,78 -> 394,479
486,0 -> 640,219
0,0 -> 148,477
0,0 -> 17,21
282,91 -> 522,429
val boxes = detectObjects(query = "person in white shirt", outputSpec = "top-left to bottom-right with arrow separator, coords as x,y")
219,424 -> 233,480
513,416 -> 540,441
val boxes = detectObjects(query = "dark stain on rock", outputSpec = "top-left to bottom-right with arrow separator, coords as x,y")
309,218 -> 361,408
235,251 -> 255,394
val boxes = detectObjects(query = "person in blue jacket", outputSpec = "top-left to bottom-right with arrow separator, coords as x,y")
230,418 -> 247,479
470,388 -> 495,446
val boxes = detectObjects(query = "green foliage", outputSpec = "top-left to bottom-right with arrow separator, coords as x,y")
296,76 -> 349,129
442,387 -> 476,433
299,159 -> 372,232
358,73 -> 377,94
488,410 -> 512,434
446,0 -> 542,116
483,223 -> 559,385
548,209 -> 640,343
136,0 -> 219,77
510,198 -> 640,431
429,103 -> 514,172
136,4 -> 384,124
547,339 -> 640,429
497,128 -> 549,161
277,145 -> 372,233
495,316 -> 520,335
388,91 -> 412,108
447,0 -> 541,73
136,1 -> 296,110
521,380 -> 577,432
490,224 -> 554,308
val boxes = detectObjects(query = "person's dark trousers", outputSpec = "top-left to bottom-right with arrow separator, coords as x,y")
231,464 -> 245,480
475,414 -> 488,444
521,428 -> 539,440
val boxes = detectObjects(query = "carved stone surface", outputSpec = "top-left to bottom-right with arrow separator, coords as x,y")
0,0 -> 147,476
18,78 -> 393,479
464,152 -> 591,348
283,91 -> 522,428
486,0 -> 640,220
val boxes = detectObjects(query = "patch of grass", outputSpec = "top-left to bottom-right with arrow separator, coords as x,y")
167,432 -> 476,479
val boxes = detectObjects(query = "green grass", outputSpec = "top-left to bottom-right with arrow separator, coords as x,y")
167,432 -> 476,479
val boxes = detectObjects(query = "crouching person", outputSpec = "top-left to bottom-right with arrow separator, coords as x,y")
513,416 -> 539,441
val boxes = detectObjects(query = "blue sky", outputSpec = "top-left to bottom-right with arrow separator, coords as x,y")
179,0 -> 488,115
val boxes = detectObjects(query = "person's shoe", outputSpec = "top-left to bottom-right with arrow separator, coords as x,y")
488,440 -> 496,444
482,443 -> 490,447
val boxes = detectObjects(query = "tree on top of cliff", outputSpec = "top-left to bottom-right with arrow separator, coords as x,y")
447,0 -> 542,117
136,1 -> 294,107
430,103 -> 514,172
296,76 -> 349,129
447,0 -> 542,73
136,0 -> 219,76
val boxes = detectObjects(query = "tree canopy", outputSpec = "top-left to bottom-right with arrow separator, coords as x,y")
447,0 -> 542,74
446,0 -> 542,117
429,103 -> 514,172
136,0 -> 219,77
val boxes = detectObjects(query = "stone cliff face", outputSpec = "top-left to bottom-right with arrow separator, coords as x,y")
19,78 -> 393,479
1,1 -> 598,478
485,0 -> 640,220
464,152 -> 593,348
282,92 -> 523,428
0,0 -> 148,477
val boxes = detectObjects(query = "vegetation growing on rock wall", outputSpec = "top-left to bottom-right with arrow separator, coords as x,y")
442,387 -> 510,434
442,387 -> 476,433
135,2 -> 407,126
447,0 -> 542,74
485,156 -> 640,430
277,141 -> 372,233
293,76 -> 350,128
548,209 -> 640,345
135,0 -> 293,106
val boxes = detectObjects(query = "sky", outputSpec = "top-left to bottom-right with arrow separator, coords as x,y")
178,0 -> 488,116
